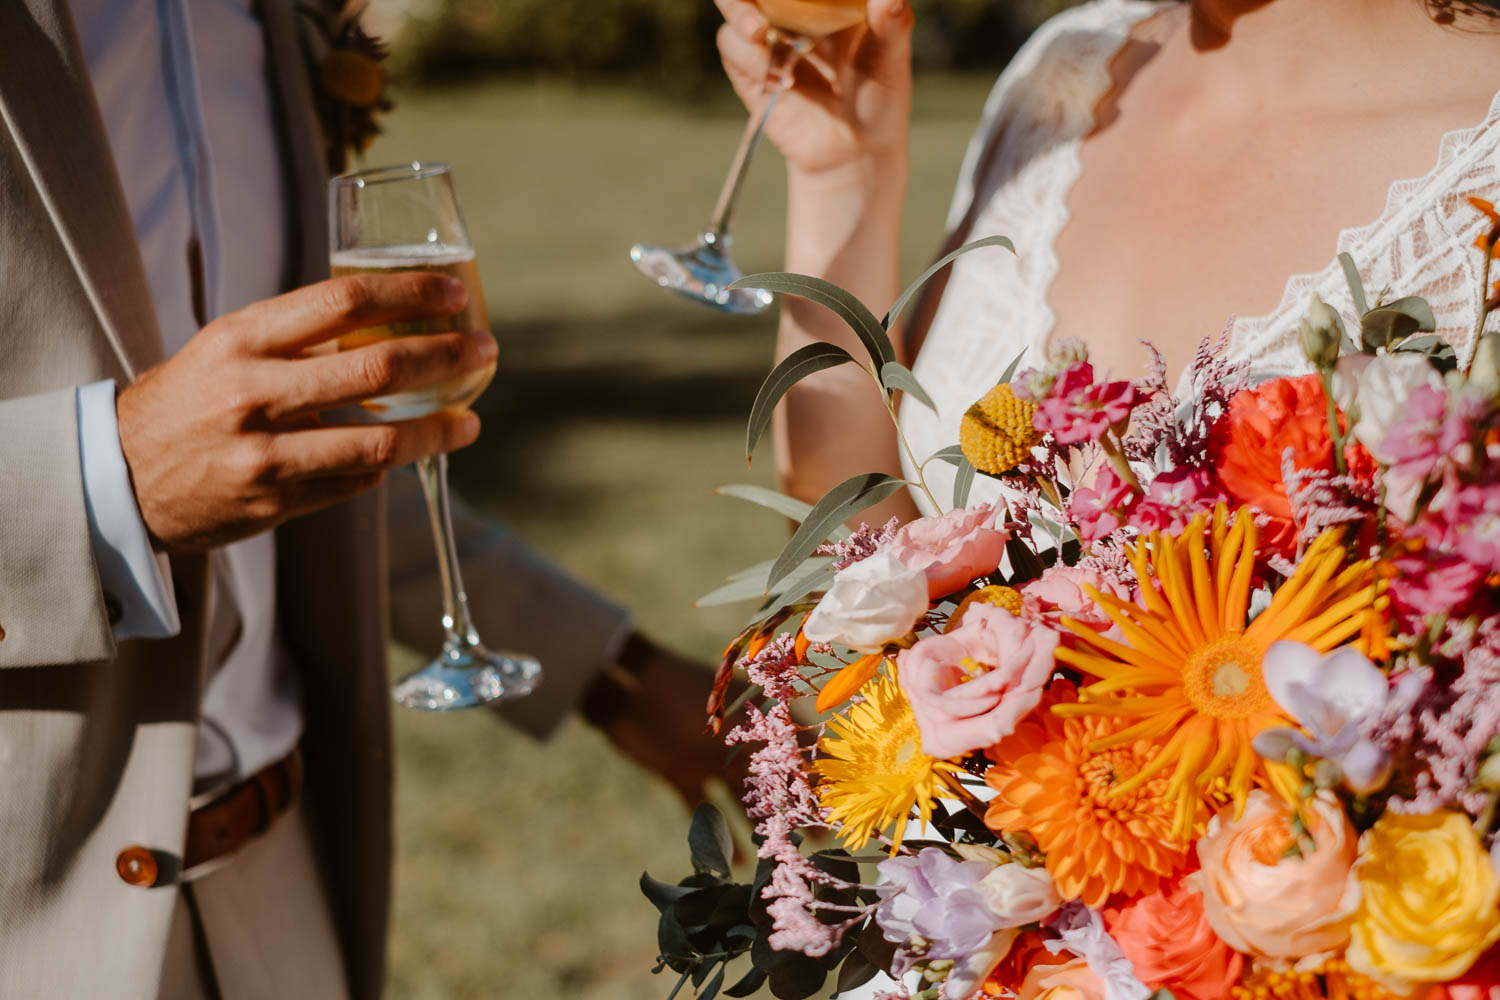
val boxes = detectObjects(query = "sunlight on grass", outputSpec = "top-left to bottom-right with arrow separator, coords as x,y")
369,75 -> 991,999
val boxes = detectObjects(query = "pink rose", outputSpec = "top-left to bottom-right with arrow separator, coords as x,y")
1193,790 -> 1360,967
886,505 -> 1009,598
896,603 -> 1058,759
1022,564 -> 1133,634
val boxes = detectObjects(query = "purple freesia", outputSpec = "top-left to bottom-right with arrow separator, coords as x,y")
875,849 -> 1007,977
1045,902 -> 1151,1000
1253,641 -> 1394,794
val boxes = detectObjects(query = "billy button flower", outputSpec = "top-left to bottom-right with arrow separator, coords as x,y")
960,383 -> 1042,475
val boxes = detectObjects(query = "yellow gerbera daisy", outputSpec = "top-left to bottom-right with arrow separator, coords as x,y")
814,670 -> 965,852
1054,505 -> 1387,838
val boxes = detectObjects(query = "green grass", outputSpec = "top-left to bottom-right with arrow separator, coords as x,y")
368,75 -> 992,1000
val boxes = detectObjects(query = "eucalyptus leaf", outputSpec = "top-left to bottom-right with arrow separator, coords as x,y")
834,947 -> 880,995
928,444 -> 965,467
747,343 -> 857,459
699,963 -> 727,1000
767,473 -> 909,589
642,872 -> 697,914
753,562 -> 833,623
882,234 -> 1015,331
715,483 -> 816,524
731,272 -> 895,370
879,360 -> 937,412
1361,296 -> 1436,352
997,346 -> 1029,385
697,574 -> 781,609
952,454 -> 978,509
688,804 -> 734,878
1339,252 -> 1369,317
724,965 -> 768,997
1394,334 -> 1459,371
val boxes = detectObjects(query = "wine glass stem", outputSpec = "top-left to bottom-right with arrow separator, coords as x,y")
705,31 -> 810,243
415,453 -> 478,648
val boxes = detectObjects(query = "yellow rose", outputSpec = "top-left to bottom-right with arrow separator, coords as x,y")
1347,811 -> 1500,986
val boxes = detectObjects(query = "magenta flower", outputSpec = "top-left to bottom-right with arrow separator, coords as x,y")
1036,362 -> 1148,446
1427,484 -> 1500,573
1387,551 -> 1486,621
1126,468 -> 1226,535
1069,466 -> 1138,543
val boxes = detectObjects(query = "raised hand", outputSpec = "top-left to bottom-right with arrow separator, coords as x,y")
117,273 -> 496,553
714,0 -> 914,177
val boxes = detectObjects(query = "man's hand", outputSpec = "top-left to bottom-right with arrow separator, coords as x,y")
117,273 -> 495,553
584,634 -> 744,805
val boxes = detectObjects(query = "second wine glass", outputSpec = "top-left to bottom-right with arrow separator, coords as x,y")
628,0 -> 867,313
329,161 -> 543,711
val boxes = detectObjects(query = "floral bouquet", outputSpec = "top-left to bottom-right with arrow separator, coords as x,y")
643,203 -> 1500,1000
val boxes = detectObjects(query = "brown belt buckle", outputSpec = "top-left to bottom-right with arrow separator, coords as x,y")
181,749 -> 302,882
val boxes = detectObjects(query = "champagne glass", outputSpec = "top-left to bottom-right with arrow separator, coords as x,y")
329,162 -> 542,711
629,0 -> 867,313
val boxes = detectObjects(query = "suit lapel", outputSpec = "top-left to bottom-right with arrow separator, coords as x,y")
0,0 -> 165,379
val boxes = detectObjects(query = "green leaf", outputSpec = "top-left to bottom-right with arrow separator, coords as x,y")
879,360 -> 936,412
642,872 -> 696,914
834,946 -> 880,995
952,455 -> 978,509
1394,334 -> 1459,372
767,473 -> 909,590
715,484 -> 816,524
928,444 -> 965,467
753,562 -> 833,623
1005,536 -> 1045,583
997,345 -> 1029,385
1339,252 -> 1369,317
882,234 -> 1015,331
1361,295 -> 1436,352
688,804 -> 734,879
698,963 -> 727,1000
731,272 -> 894,370
724,965 -> 768,997
747,343 -> 857,460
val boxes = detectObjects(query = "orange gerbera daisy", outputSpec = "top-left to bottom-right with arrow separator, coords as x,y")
1230,959 -> 1416,1000
1053,506 -> 1387,839
984,683 -> 1195,907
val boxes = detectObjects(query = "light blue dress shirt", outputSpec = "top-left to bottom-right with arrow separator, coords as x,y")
70,0 -> 304,788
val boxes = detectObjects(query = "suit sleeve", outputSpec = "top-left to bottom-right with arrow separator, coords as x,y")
384,468 -> 634,739
0,386 -> 116,667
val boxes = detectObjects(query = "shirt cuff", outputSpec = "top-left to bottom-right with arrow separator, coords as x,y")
76,380 -> 181,640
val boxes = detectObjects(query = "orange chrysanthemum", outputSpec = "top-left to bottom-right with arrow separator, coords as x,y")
1208,375 -> 1375,556
1053,506 -> 1388,839
984,684 -> 1195,907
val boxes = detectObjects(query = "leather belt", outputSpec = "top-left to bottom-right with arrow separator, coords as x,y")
183,749 -> 302,878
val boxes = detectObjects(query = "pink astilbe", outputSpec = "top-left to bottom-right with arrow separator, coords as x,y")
1371,641 -> 1500,817
738,633 -> 806,703
817,518 -> 902,571
1282,452 -> 1380,550
1125,329 -> 1248,469
725,702 -> 864,954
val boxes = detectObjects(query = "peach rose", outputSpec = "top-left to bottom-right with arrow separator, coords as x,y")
1017,957 -> 1106,1000
886,504 -> 1009,598
1103,876 -> 1244,1000
897,603 -> 1059,759
1193,790 -> 1359,967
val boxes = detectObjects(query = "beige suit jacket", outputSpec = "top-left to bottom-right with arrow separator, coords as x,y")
0,2 -> 632,997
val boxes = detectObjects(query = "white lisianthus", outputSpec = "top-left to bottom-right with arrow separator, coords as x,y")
802,549 -> 928,653
975,863 -> 1063,928
1340,353 -> 1444,462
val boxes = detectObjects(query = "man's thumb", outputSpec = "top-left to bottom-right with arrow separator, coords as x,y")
866,0 -> 913,45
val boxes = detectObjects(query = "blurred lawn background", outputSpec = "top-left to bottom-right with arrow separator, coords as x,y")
358,3 -> 1076,996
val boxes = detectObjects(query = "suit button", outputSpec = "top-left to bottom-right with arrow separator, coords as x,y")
116,846 -> 158,887
103,592 -> 124,627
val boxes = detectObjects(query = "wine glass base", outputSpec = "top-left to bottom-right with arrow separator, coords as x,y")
392,644 -> 542,711
630,238 -> 774,315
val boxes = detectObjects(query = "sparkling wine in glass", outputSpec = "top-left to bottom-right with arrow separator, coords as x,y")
628,0 -> 867,313
329,162 -> 542,710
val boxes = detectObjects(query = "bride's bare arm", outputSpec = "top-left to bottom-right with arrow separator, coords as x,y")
716,0 -> 921,521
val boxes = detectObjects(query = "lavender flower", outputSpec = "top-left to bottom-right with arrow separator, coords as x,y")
1253,641 -> 1394,794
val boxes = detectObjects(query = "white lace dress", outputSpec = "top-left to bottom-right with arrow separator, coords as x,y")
898,0 -> 1500,516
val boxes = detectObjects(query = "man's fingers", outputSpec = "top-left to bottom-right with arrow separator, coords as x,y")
265,410 -> 482,482
260,328 -> 498,422
238,272 -> 469,356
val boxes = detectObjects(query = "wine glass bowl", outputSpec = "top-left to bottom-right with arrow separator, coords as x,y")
329,162 -> 542,711
755,0 -> 866,37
